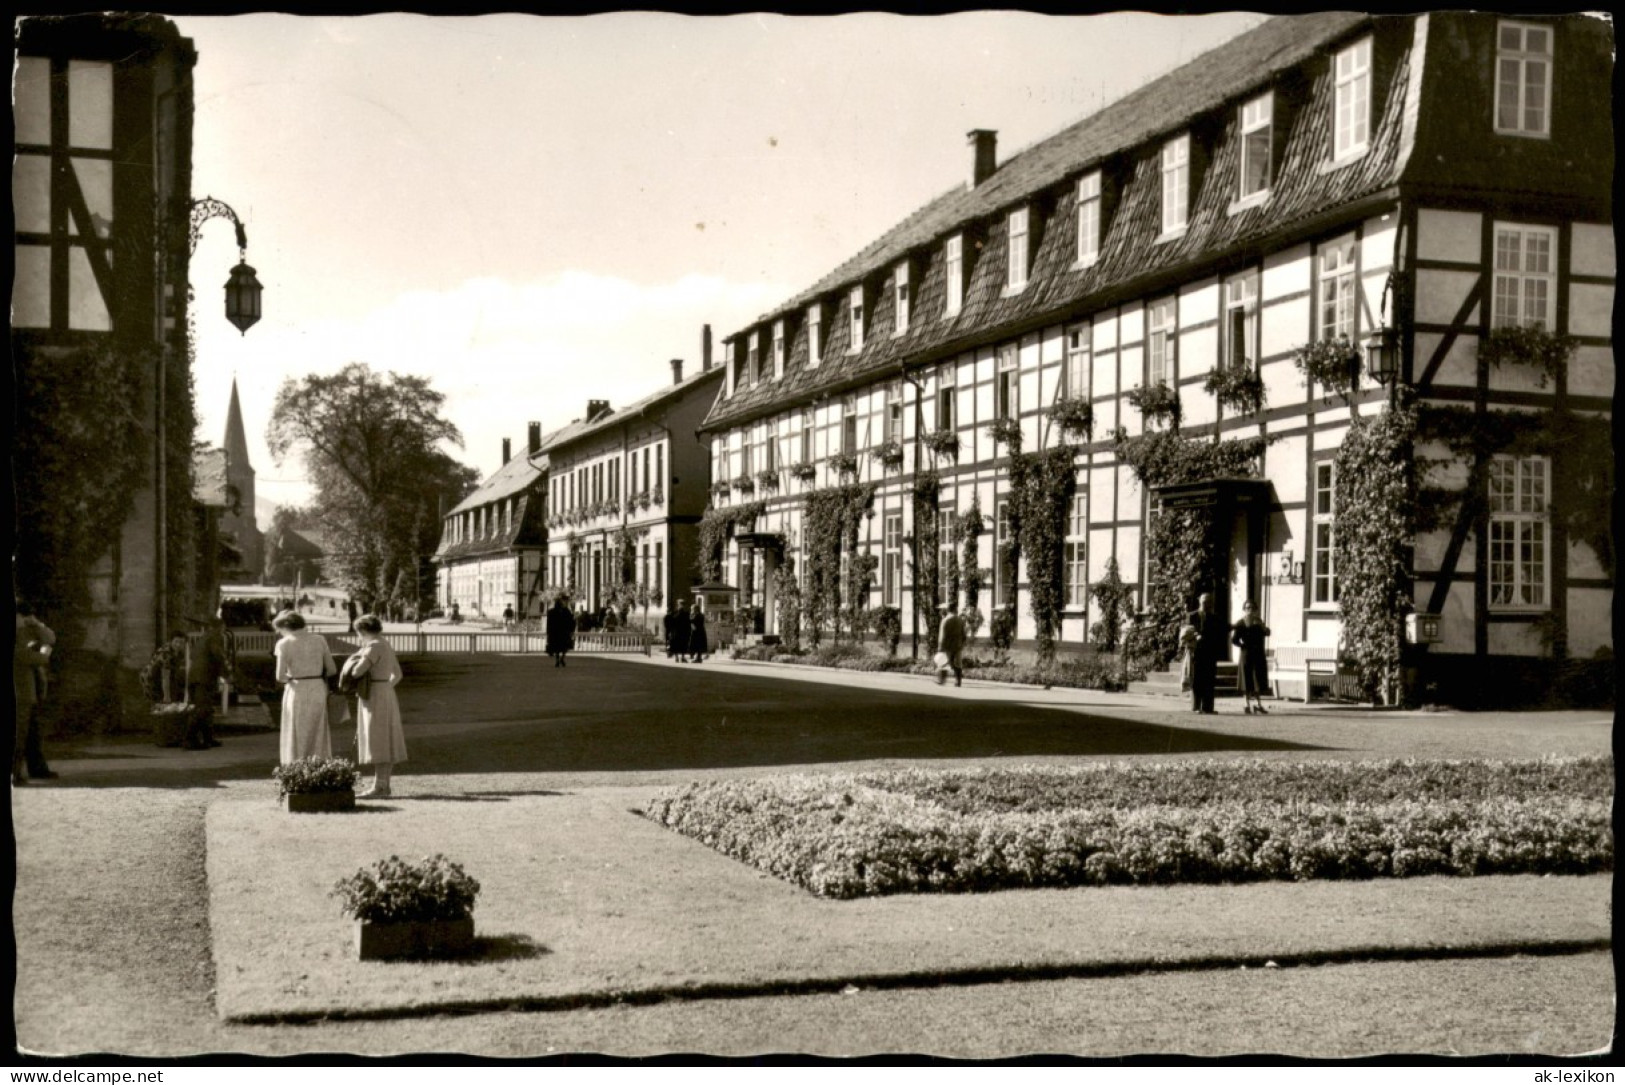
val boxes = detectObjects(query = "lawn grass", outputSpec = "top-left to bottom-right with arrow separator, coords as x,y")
205,782 -> 1611,1023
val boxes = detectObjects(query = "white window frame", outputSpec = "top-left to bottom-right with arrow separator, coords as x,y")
841,395 -> 857,455
1333,37 -> 1372,161
1312,461 -> 1338,607
1160,135 -> 1190,235
1064,494 -> 1087,608
893,261 -> 911,335
936,364 -> 956,432
1489,455 -> 1550,610
1238,92 -> 1273,201
1007,206 -> 1030,292
1225,273 -> 1259,371
1495,21 -> 1552,138
884,382 -> 903,444
1065,324 -> 1091,399
1148,297 -> 1177,387
800,407 -> 815,465
1318,236 -> 1358,342
1492,222 -> 1557,329
772,320 -> 785,380
944,234 -> 965,317
883,512 -> 903,607
1076,171 -> 1102,267
939,508 -> 957,606
849,286 -> 865,353
807,304 -> 823,368
995,499 -> 1012,607
996,344 -> 1020,420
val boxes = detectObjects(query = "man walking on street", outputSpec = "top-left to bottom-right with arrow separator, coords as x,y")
937,604 -> 967,687
1190,592 -> 1225,715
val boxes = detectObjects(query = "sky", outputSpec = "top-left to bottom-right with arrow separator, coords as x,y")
174,11 -> 1272,527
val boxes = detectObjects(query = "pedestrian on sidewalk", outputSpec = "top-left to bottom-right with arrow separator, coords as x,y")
688,602 -> 708,663
1231,599 -> 1271,715
13,600 -> 58,784
936,604 -> 967,687
343,614 -> 406,798
662,606 -> 677,658
1177,618 -> 1198,692
273,609 -> 336,763
671,602 -> 691,662
183,618 -> 228,749
1190,592 -> 1225,715
545,594 -> 576,667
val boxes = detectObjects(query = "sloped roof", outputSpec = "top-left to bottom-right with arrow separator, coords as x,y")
755,12 -> 1369,327
447,449 -> 548,516
535,365 -> 724,456
434,494 -> 543,562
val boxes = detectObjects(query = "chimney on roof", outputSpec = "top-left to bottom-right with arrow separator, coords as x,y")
968,129 -> 998,189
528,421 -> 542,456
502,437 -> 511,465
587,399 -> 610,422
701,324 -> 713,370
671,358 -> 684,385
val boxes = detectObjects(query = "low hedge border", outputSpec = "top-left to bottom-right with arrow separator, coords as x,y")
642,757 -> 1613,899
731,641 -> 1130,691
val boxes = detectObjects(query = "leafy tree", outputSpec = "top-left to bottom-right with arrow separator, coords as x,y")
267,363 -> 477,612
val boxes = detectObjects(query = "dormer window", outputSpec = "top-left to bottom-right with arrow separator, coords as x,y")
1333,37 -> 1372,160
1238,93 -> 1273,200
807,304 -> 823,368
893,261 -> 912,335
1496,21 -> 1552,137
848,286 -> 866,352
944,234 -> 965,316
747,332 -> 762,385
1160,135 -> 1190,235
772,320 -> 785,380
1076,172 -> 1101,267
1007,207 -> 1030,291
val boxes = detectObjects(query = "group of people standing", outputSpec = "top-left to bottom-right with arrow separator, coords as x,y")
1180,592 -> 1271,715
273,610 -> 406,798
661,602 -> 709,663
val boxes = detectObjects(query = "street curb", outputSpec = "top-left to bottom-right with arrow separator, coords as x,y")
220,937 -> 1611,1026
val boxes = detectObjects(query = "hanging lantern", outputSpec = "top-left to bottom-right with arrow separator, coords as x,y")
1364,325 -> 1398,386
224,260 -> 263,335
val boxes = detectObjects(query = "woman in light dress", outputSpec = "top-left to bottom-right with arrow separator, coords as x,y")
273,609 -> 336,763
342,613 -> 406,798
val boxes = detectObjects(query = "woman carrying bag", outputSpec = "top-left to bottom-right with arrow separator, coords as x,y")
341,614 -> 407,798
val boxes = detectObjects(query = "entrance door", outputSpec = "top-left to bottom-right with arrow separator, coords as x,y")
1225,512 -> 1249,660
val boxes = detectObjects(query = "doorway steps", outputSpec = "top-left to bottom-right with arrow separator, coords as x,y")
1127,661 -> 1241,698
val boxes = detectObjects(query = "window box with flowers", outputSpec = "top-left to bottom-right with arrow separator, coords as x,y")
710,480 -> 733,500
1478,325 -> 1577,389
987,417 -> 1024,453
274,756 -> 359,813
827,451 -> 860,480
790,462 -> 819,484
1047,396 -> 1096,441
755,469 -> 781,494
869,439 -> 905,472
331,853 -> 481,961
1126,382 -> 1182,428
732,474 -> 757,496
1291,336 -> 1361,403
650,485 -> 665,507
1202,365 -> 1266,417
922,428 -> 960,461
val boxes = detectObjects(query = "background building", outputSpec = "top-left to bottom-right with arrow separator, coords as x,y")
434,424 -> 550,620
697,13 -> 1612,705
217,378 -> 265,583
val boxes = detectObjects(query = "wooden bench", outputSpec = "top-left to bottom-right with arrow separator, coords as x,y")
1268,645 -> 1341,702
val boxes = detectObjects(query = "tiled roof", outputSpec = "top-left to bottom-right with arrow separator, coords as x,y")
435,494 -> 542,563
538,366 -> 724,457
705,12 -> 1393,431
446,451 -> 547,516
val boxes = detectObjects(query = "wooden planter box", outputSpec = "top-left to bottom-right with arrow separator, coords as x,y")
282,789 -> 356,813
355,916 -> 476,961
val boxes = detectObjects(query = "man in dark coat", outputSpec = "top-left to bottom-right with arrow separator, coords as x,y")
1190,592 -> 1226,715
184,618 -> 228,749
545,595 -> 576,668
670,603 -> 692,663
662,607 -> 676,657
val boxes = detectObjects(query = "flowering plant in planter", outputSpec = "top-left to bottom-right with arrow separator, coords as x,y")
1048,395 -> 1095,441
869,439 -> 905,471
1478,325 -> 1577,388
732,474 -> 757,496
827,451 -> 860,480
1126,382 -> 1182,427
331,853 -> 481,924
710,480 -> 732,499
273,756 -> 358,797
649,485 -> 665,507
1292,336 -> 1361,403
755,469 -> 781,494
987,417 -> 1023,452
1203,364 -> 1266,417
921,428 -> 960,461
790,462 -> 819,484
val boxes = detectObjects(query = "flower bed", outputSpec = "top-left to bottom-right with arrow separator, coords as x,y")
641,758 -> 1612,899
729,641 -> 1130,690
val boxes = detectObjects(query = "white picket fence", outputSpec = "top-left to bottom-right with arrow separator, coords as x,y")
232,629 -> 654,657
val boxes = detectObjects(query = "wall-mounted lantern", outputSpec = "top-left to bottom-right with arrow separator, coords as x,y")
190,196 -> 262,336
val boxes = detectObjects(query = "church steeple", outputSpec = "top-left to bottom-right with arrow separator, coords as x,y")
224,377 -> 252,472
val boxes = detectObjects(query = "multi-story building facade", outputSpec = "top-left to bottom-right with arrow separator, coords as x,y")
13,15 -> 214,725
542,356 -> 724,627
697,13 -> 1612,704
433,423 -> 550,620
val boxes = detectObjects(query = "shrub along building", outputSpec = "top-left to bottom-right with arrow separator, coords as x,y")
433,424 -> 550,620
696,12 -> 1612,706
12,15 -> 227,727
541,348 -> 725,628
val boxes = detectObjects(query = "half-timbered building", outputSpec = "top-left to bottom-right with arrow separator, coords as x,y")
696,12 -> 1612,704
433,423 -> 550,620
